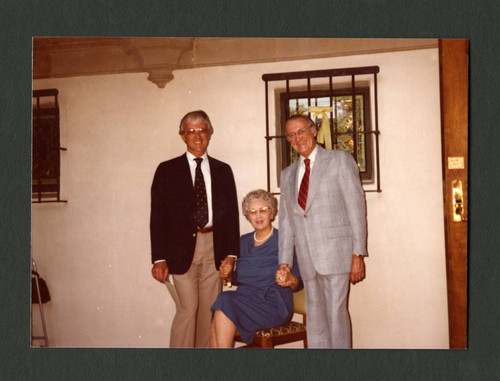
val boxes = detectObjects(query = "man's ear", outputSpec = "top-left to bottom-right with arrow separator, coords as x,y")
311,125 -> 318,137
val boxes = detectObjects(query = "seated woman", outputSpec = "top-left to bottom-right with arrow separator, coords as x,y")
210,189 -> 302,347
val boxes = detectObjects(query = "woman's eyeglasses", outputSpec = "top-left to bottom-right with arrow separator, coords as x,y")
248,207 -> 270,215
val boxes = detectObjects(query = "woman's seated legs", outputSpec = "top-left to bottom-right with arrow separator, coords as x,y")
210,310 -> 237,348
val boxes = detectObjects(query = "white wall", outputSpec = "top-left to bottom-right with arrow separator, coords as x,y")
32,48 -> 448,348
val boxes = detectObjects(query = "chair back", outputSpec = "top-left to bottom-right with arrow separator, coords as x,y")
292,288 -> 306,315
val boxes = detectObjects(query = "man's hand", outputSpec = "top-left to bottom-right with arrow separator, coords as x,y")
151,261 -> 169,283
350,255 -> 365,284
220,256 -> 235,280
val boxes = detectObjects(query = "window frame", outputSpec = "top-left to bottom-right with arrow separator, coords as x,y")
278,86 -> 373,182
32,89 -> 67,203
262,66 -> 381,194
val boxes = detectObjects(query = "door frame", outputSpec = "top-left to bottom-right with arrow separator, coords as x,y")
439,39 -> 469,349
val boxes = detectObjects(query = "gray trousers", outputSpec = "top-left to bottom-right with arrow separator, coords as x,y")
304,273 -> 351,348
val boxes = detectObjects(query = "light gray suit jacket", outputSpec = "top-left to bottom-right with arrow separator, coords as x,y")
279,146 -> 367,281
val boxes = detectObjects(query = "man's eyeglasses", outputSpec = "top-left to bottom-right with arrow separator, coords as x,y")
286,126 -> 313,141
248,207 -> 270,215
185,128 -> 209,135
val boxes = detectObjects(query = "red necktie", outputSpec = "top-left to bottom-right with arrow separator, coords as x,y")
298,158 -> 310,210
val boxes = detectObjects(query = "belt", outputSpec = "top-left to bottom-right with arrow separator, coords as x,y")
197,226 -> 214,234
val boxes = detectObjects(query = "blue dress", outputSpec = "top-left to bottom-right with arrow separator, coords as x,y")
211,229 -> 303,344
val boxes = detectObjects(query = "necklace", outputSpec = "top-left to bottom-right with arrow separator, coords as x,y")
254,227 -> 274,242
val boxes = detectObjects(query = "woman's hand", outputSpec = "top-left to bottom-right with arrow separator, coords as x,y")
275,264 -> 299,290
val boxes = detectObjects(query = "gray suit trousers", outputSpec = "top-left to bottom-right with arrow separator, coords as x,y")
304,272 -> 351,348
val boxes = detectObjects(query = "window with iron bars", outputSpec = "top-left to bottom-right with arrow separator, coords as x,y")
262,66 -> 381,193
32,89 -> 67,203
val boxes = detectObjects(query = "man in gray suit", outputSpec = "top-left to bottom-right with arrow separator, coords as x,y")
277,114 -> 367,348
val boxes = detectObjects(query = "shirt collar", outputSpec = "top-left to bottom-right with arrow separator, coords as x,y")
300,145 -> 318,166
186,151 -> 209,163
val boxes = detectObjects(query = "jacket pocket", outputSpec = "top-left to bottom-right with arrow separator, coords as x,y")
327,225 -> 353,238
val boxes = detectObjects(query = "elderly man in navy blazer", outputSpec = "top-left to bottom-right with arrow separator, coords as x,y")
278,114 -> 367,348
150,110 -> 240,348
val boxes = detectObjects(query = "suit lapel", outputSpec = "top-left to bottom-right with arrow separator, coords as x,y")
178,154 -> 195,200
304,146 -> 328,211
287,161 -> 299,203
207,155 -> 217,191
207,155 -> 219,211
287,161 -> 303,215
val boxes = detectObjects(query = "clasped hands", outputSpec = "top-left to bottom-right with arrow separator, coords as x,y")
275,264 -> 297,289
219,256 -> 235,286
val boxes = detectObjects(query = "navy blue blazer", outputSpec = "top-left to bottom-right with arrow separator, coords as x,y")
150,154 -> 240,274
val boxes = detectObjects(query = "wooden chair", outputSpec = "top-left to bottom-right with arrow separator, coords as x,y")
235,288 -> 307,348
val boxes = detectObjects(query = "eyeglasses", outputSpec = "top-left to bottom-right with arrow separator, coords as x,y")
248,206 -> 270,215
286,126 -> 313,141
185,128 -> 209,135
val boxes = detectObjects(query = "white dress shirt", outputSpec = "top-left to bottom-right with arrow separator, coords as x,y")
186,151 -> 213,228
296,145 -> 318,191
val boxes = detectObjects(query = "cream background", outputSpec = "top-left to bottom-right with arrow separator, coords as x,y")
32,47 -> 448,348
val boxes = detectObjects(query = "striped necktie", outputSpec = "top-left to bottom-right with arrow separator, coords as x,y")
298,158 -> 310,210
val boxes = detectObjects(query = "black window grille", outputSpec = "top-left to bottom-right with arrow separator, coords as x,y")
32,89 -> 67,203
262,66 -> 381,193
